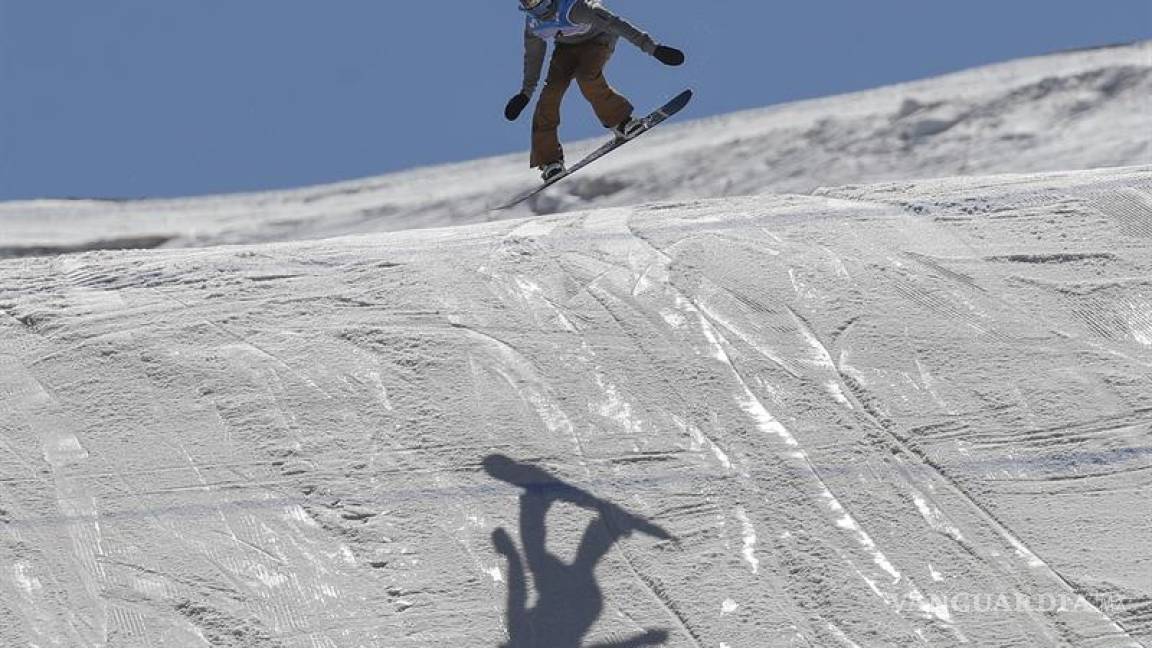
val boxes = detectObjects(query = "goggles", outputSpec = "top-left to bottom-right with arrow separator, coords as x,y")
519,0 -> 553,19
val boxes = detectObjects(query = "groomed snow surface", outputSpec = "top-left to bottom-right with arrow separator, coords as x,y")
2,166 -> 1151,646
1,43 -> 1152,648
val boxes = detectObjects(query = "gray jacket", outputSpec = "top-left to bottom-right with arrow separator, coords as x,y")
521,0 -> 657,96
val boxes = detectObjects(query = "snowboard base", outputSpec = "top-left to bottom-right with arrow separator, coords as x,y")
496,89 -> 694,210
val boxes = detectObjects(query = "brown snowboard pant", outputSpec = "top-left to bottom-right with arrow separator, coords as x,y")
531,39 -> 633,168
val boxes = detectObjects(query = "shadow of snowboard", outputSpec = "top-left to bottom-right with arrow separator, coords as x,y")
483,454 -> 674,648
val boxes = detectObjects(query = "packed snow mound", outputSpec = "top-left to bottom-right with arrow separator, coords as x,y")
1,41 -> 1149,258
1,165 -> 1150,647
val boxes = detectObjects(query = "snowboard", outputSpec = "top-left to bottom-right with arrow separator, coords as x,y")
496,89 -> 693,210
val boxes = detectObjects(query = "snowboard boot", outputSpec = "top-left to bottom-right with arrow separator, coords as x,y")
540,161 -> 566,182
612,116 -> 644,141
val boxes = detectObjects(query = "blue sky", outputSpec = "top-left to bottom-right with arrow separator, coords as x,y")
0,1 -> 1149,200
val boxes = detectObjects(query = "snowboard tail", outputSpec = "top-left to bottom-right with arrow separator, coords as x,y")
496,89 -> 694,210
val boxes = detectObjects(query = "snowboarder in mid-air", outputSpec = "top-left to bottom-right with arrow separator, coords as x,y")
505,0 -> 686,182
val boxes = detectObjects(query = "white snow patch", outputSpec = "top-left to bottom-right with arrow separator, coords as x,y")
1002,532 -> 1047,569
693,305 -> 730,363
827,381 -> 854,408
512,276 -> 576,331
912,491 -> 966,542
514,276 -> 542,298
11,562 -> 42,595
822,489 -> 902,582
720,598 -> 740,616
133,575 -> 170,597
286,505 -> 319,528
660,308 -> 687,329
673,415 -> 733,473
251,563 -> 288,589
1135,329 -> 1151,346
522,384 -> 578,444
929,563 -> 944,582
554,310 -> 576,331
849,560 -> 886,601
594,373 -> 644,436
1131,306 -> 1152,345
827,251 -> 852,279
70,287 -> 125,313
914,357 -> 951,411
838,354 -> 867,387
907,588 -> 954,625
826,622 -> 864,648
42,433 -> 88,468
791,314 -> 837,371
734,507 -> 760,575
697,301 -> 796,378
634,273 -> 653,295
340,545 -> 357,565
486,566 -> 504,583
709,444 -> 733,472
739,391 -> 799,447
367,371 -> 394,411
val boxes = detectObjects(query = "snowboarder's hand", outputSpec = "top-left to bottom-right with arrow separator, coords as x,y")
504,93 -> 530,121
491,528 -> 517,556
653,45 -> 685,66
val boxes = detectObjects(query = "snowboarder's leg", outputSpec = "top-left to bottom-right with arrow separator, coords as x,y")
531,46 -> 579,168
491,528 -> 528,648
573,513 -> 628,569
574,40 -> 633,130
518,491 -> 558,578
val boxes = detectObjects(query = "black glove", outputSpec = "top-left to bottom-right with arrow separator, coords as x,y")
504,93 -> 530,121
653,45 -> 685,66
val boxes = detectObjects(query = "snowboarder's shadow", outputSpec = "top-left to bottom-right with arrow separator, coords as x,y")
483,454 -> 673,648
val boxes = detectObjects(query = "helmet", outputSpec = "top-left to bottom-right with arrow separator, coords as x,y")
519,0 -> 555,19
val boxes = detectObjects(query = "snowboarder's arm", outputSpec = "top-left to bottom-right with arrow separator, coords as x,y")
574,2 -> 657,55
521,26 -> 548,96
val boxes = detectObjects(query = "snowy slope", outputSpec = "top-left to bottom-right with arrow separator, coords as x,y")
0,42 -> 1149,257
1,165 -> 1150,647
